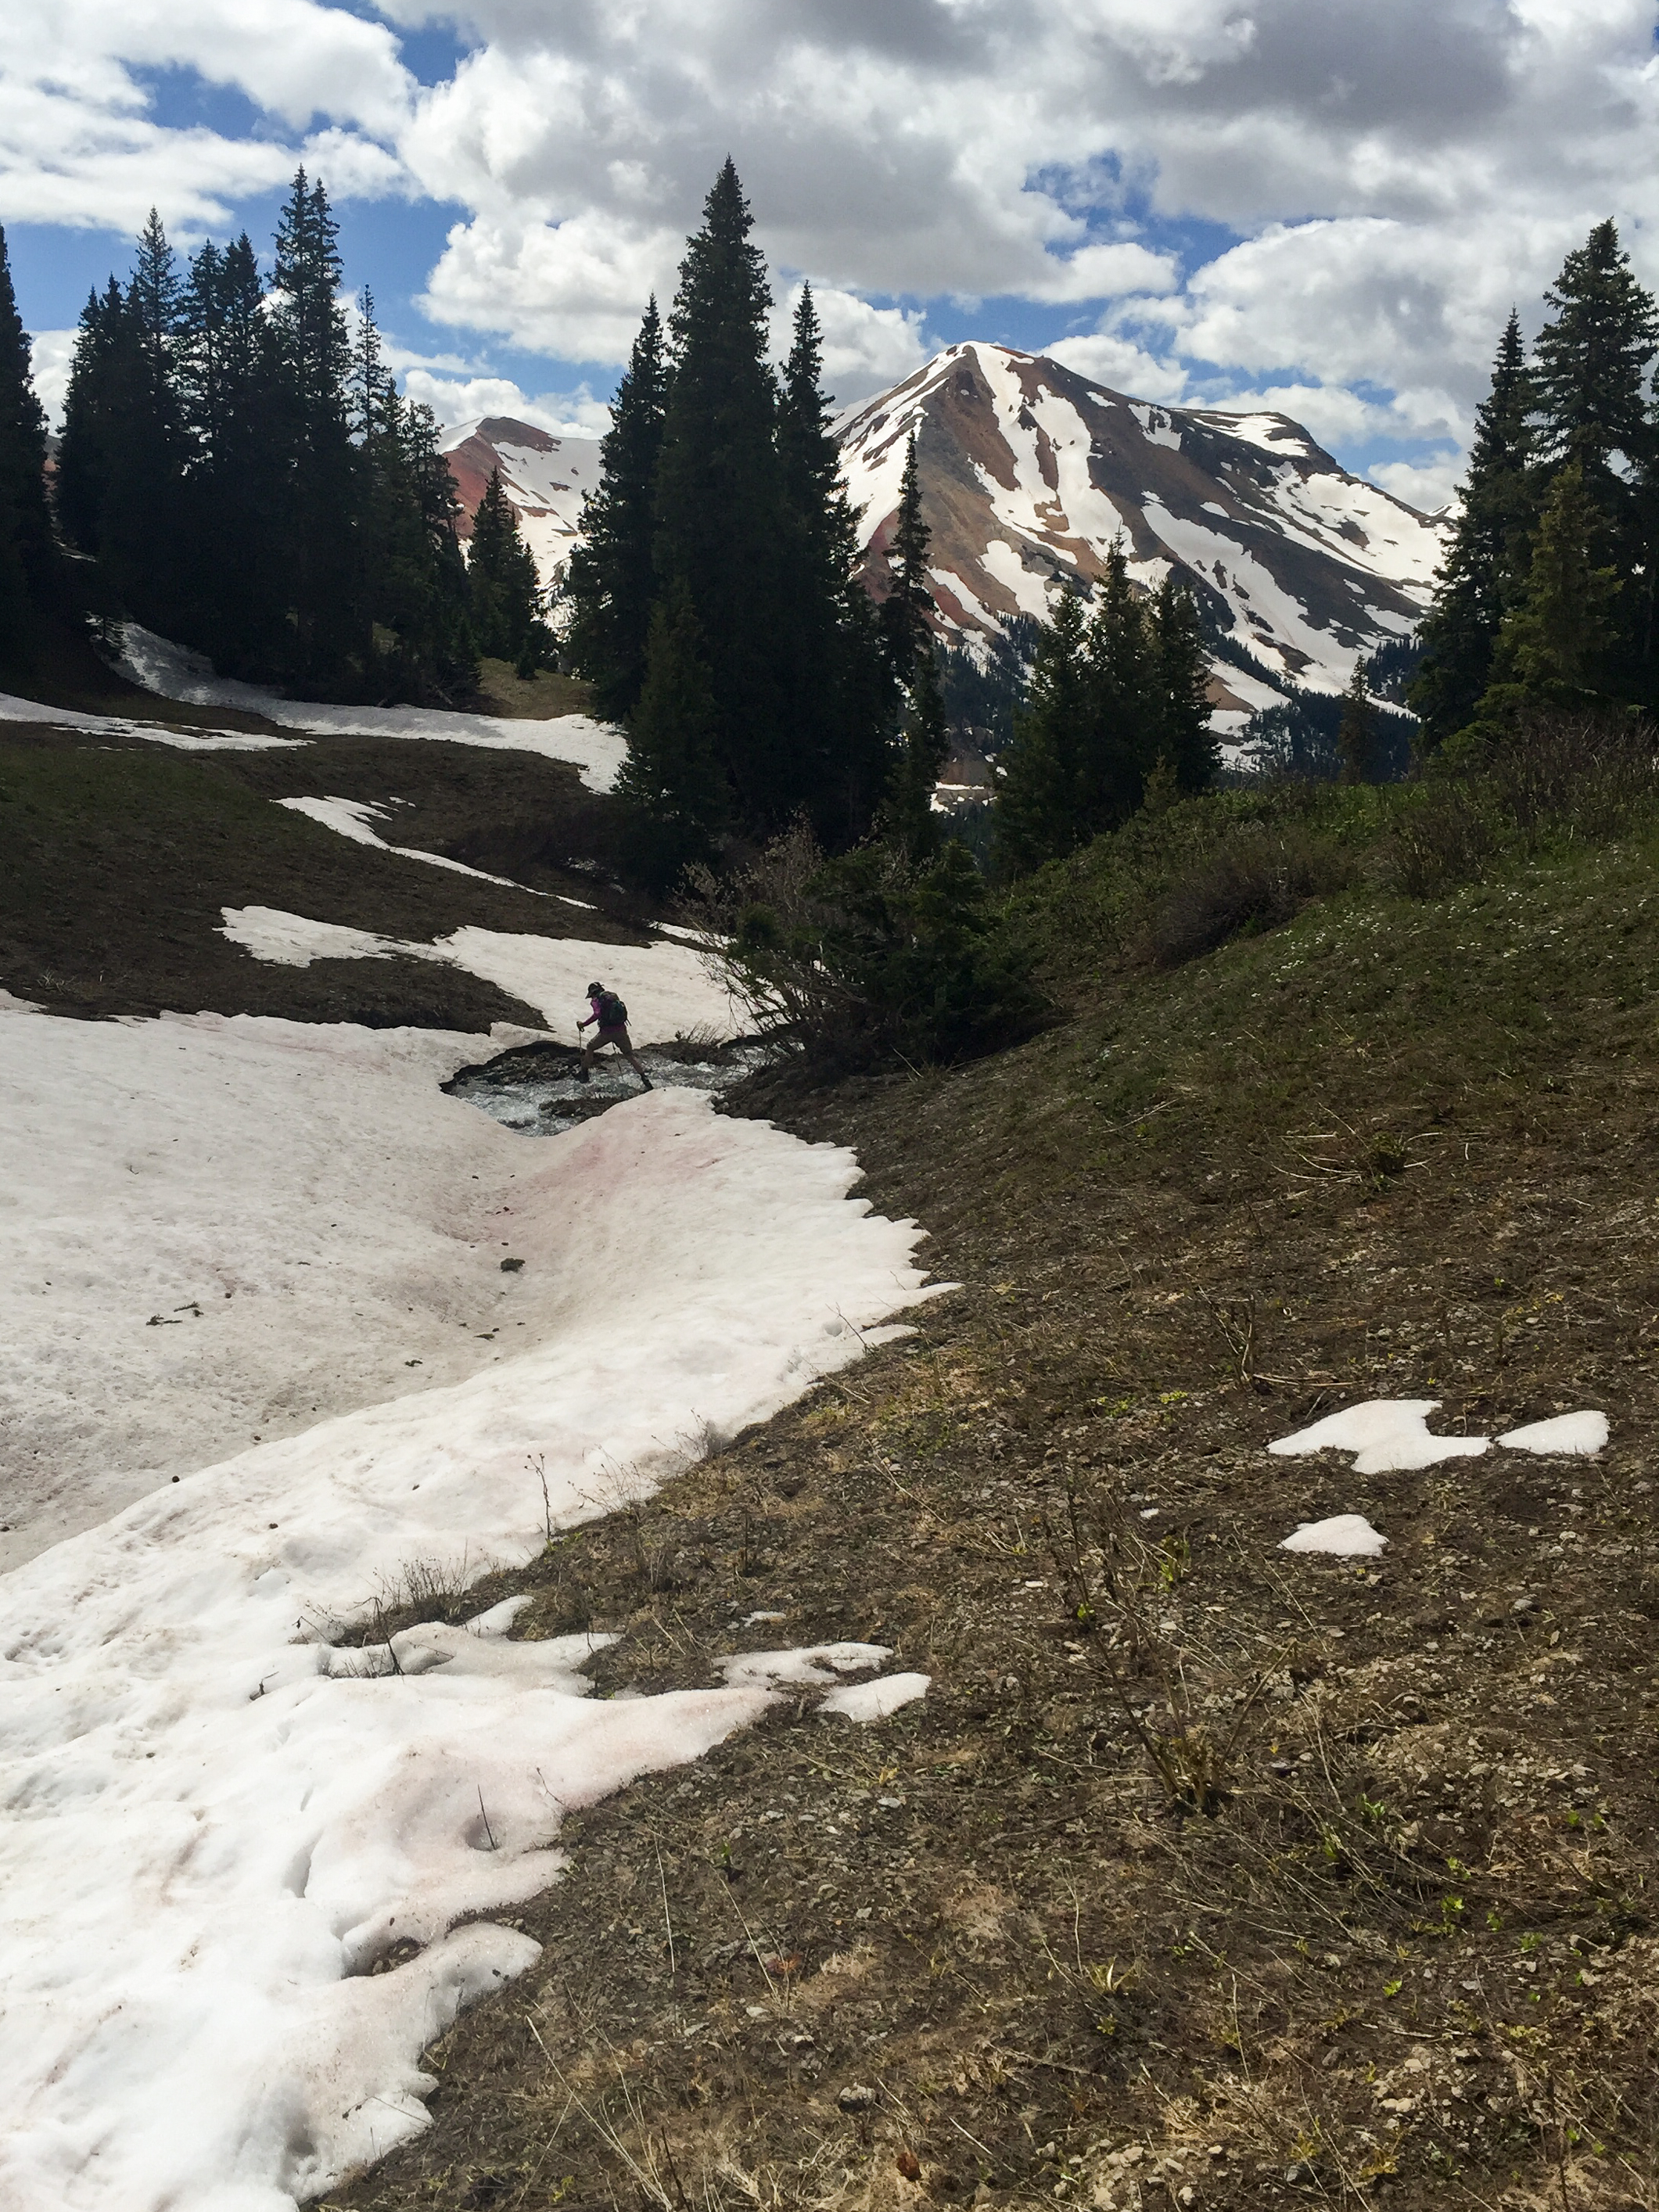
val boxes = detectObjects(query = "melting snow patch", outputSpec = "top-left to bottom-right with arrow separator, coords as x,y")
1268,1399 -> 1489,1474
0,1018 -> 948,2210
116,624 -> 629,791
1279,1514 -> 1388,1558
820,1672 -> 931,1722
278,795 -> 536,890
221,904 -> 737,1043
1498,1411 -> 1609,1457
715,1643 -> 889,1693
0,688 -> 300,750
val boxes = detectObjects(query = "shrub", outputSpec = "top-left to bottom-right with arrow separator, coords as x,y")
1147,825 -> 1352,968
688,824 -> 1048,1068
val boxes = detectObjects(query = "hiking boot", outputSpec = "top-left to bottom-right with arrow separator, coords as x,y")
575,1065 -> 591,1085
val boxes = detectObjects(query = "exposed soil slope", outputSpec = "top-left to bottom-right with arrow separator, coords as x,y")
0,724 -> 635,1024
325,822 -> 1659,2212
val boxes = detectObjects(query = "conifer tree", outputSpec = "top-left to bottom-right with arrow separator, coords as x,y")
468,468 -> 548,666
269,169 -> 357,679
563,296 -> 667,719
1533,223 -> 1658,483
1410,312 -> 1539,748
69,210 -> 189,627
1080,538 -> 1154,824
1481,463 -> 1620,714
0,224 -> 52,664
777,282 -> 892,841
993,588 -> 1089,874
654,160 -> 792,824
614,586 -> 728,890
175,232 -> 285,670
1151,569 -> 1219,793
58,279 -> 131,558
884,646 -> 950,864
880,431 -> 934,687
1337,663 -> 1375,783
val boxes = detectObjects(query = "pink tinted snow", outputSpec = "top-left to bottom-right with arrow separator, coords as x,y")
0,1021 -> 946,2212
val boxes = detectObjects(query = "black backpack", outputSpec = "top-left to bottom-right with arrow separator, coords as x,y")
596,991 -> 628,1029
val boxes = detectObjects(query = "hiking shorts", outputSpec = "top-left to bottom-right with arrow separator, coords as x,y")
594,1025 -> 630,1045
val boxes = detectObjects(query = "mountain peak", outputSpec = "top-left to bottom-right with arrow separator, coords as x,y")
837,343 -> 1447,727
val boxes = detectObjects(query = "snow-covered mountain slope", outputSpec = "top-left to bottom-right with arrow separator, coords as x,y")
440,418 -> 602,587
837,344 -> 1449,708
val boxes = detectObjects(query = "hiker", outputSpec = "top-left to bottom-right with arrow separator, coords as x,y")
576,982 -> 652,1090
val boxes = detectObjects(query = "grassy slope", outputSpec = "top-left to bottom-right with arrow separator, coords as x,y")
328,798 -> 1659,2212
0,731 -> 641,1025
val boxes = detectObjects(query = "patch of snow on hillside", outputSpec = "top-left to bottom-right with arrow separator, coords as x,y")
1269,1400 -> 1490,1474
821,1672 -> 931,1722
0,1014 -> 943,2211
278,796 -> 537,890
1498,1411 -> 1608,1456
979,537 -> 1055,622
0,689 -> 300,750
1280,1514 -> 1388,1557
115,627 -> 628,791
221,906 -> 736,1041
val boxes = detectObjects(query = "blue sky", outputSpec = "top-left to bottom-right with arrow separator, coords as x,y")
6,0 -> 1657,511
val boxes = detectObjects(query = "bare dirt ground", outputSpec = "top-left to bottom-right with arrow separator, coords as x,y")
325,833 -> 1659,2212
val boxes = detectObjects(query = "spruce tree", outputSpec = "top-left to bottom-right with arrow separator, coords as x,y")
176,232 -> 285,670
1532,221 -> 1658,701
880,431 -> 934,687
1151,568 -> 1219,794
777,282 -> 892,842
1337,663 -> 1375,783
1410,312 -> 1539,748
0,224 -> 52,665
58,282 -> 128,556
884,645 -> 950,864
1481,463 -> 1620,713
993,588 -> 1089,874
1081,538 -> 1155,826
468,468 -> 547,665
654,160 -> 794,826
269,168 -> 357,680
614,587 -> 728,890
564,296 -> 667,720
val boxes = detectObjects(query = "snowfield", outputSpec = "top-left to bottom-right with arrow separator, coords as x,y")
220,907 -> 738,1043
115,626 -> 630,792
0,998 -> 946,2210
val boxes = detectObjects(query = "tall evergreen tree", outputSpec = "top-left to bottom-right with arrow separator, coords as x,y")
614,586 -> 728,890
884,645 -> 950,863
175,232 -> 285,670
269,168 -> 357,680
1151,568 -> 1219,793
1337,662 -> 1375,783
879,431 -> 934,687
777,282 -> 892,841
1533,222 -> 1658,482
993,587 -> 1090,875
1482,463 -> 1621,713
0,223 -> 52,664
469,468 -> 547,666
1080,537 -> 1154,825
563,296 -> 667,720
653,160 -> 793,825
1410,312 -> 1539,748
57,280 -> 128,556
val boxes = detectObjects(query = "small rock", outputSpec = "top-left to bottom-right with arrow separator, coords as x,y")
897,2151 -> 921,2181
500,1257 -> 524,1273
838,2084 -> 876,2113
1511,1593 -> 1539,1617
1286,2160 -> 1315,2185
